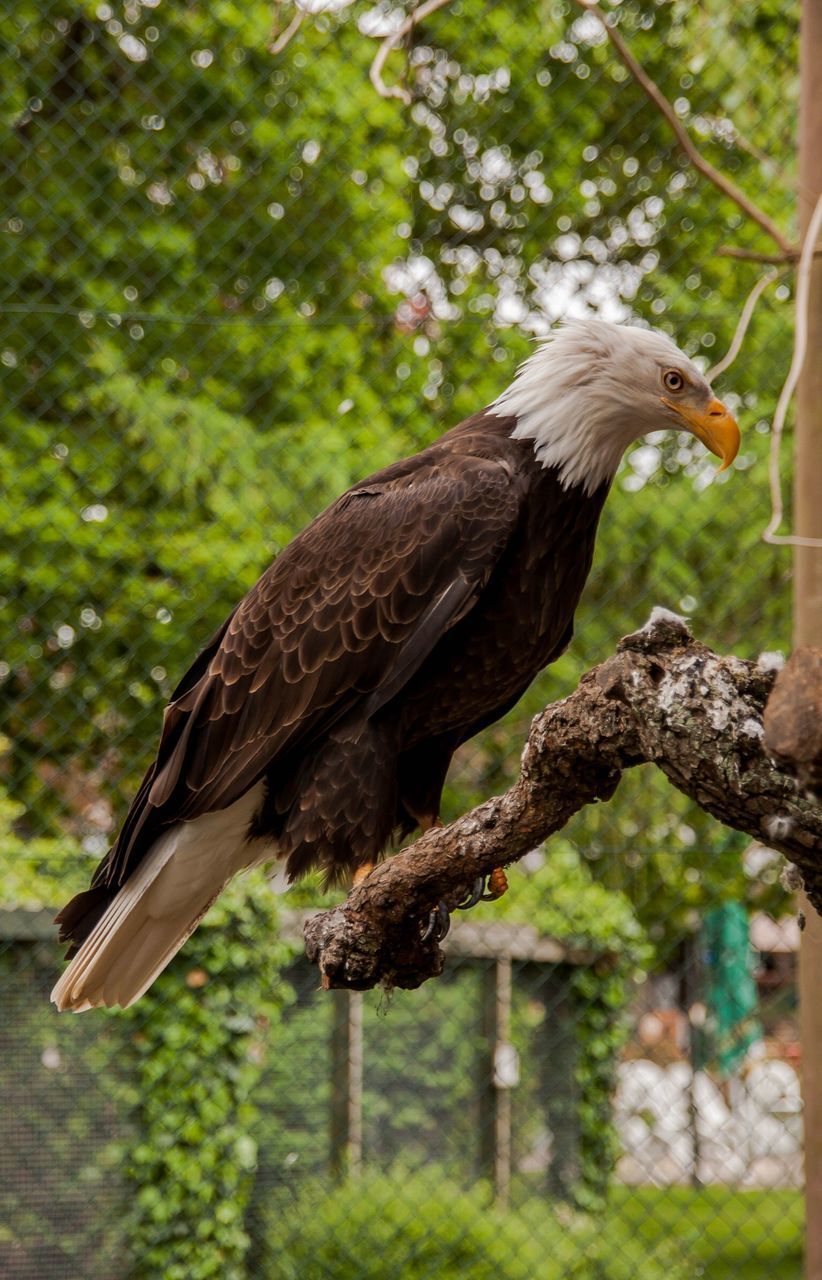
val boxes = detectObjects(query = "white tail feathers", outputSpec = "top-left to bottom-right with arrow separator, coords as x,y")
51,784 -> 267,1012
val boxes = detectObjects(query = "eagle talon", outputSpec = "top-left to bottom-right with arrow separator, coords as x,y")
421,901 -> 451,943
456,868 -> 509,908
456,876 -> 485,910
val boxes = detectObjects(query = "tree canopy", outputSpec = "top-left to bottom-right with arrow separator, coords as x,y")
1,0 -> 797,947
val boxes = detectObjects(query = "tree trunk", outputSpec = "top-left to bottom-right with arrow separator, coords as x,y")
797,4 -> 822,1274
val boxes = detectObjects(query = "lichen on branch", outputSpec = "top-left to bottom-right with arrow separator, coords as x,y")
303,611 -> 822,992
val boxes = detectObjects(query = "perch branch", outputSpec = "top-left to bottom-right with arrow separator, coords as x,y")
304,611 -> 822,992
573,0 -> 796,257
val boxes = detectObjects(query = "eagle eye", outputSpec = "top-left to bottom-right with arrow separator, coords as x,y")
662,369 -> 685,393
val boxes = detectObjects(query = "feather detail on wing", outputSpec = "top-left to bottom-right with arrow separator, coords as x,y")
84,452 -> 522,900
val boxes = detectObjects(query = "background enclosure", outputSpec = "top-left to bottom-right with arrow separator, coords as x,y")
0,0 -> 804,1275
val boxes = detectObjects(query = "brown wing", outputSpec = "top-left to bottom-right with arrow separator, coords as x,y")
103,451 -> 522,885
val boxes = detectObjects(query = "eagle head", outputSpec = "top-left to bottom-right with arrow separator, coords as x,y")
489,318 -> 740,495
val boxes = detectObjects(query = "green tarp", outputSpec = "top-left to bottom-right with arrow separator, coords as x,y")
703,902 -> 762,1078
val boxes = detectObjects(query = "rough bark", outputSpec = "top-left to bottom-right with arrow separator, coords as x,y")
303,611 -> 822,991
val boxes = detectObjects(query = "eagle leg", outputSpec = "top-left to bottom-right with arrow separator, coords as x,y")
486,866 -> 509,899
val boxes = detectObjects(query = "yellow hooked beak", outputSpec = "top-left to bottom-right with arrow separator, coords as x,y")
663,396 -> 740,472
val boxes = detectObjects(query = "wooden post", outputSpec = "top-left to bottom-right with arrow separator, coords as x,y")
478,961 -> 497,1185
531,968 -> 577,1199
330,990 -> 364,1178
797,4 -> 822,1275
478,957 -> 515,1206
681,935 -> 704,1189
494,957 -> 514,1208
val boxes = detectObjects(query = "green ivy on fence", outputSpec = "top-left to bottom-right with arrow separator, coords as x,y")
0,795 -> 290,1279
1,780 -> 650,1258
495,843 -> 651,1208
121,876 -> 289,1280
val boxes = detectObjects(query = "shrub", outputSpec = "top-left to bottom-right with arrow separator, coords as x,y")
261,1168 -> 686,1280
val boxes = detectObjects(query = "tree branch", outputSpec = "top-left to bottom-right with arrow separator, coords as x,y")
369,0 -> 455,104
269,8 -> 305,56
700,113 -> 786,183
573,0 -> 796,257
304,611 -> 822,991
707,268 -> 785,381
717,247 -> 799,264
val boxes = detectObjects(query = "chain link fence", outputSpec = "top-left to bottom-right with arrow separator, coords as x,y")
1,0 -> 804,1275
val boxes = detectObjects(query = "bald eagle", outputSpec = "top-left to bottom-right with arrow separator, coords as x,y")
52,320 -> 739,1011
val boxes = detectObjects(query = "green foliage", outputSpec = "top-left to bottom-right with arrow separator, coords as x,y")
118,873 -> 290,1280
497,842 -> 649,960
265,846 -> 649,1208
0,784 -> 89,906
0,936 -> 131,1277
0,828 -> 291,1280
610,1185 -> 803,1280
0,788 -> 643,1247
2,0 -> 795,942
0,3 -> 800,1270
1,0 -> 415,830
260,1167 -> 687,1280
498,845 -> 650,1206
